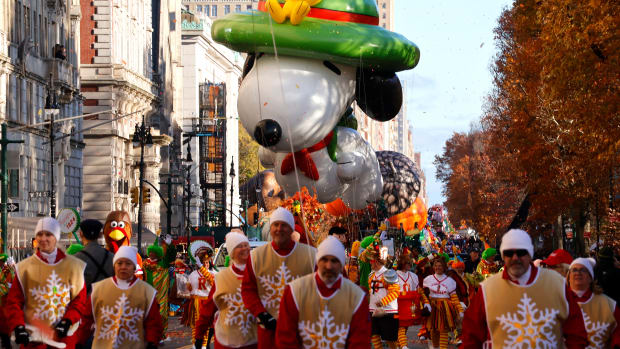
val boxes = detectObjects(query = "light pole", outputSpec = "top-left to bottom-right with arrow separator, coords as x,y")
44,77 -> 60,218
182,141 -> 193,243
229,157 -> 235,227
132,115 -> 153,254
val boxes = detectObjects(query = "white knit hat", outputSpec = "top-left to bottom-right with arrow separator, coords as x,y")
113,246 -> 138,267
316,236 -> 346,267
570,257 -> 596,278
226,230 -> 249,254
35,217 -> 61,242
270,207 -> 295,230
500,229 -> 534,257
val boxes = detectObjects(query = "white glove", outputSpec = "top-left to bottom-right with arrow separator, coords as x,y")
460,302 -> 467,312
164,235 -> 172,245
424,304 -> 432,312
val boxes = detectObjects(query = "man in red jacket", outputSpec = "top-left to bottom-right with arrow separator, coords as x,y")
461,229 -> 588,348
276,236 -> 370,348
241,207 -> 317,348
5,217 -> 87,349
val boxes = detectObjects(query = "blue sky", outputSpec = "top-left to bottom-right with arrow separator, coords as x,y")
394,1 -> 512,206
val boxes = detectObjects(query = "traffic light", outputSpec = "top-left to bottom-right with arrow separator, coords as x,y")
130,187 -> 139,205
142,187 -> 151,204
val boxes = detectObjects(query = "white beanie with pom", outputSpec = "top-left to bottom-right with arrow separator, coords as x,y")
570,257 -> 596,278
316,236 -> 346,267
225,230 -> 249,254
113,246 -> 138,267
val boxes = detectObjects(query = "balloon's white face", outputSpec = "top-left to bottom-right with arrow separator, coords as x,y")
238,54 -> 356,152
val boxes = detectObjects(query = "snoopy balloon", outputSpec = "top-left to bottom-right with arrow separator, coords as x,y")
212,0 -> 420,208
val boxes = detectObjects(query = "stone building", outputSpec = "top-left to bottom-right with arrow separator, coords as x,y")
79,0 -> 182,246
0,0 -> 84,251
180,10 -> 242,228
182,0 -> 255,19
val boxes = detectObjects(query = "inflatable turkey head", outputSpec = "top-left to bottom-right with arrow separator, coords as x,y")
104,210 -> 132,253
212,0 -> 420,152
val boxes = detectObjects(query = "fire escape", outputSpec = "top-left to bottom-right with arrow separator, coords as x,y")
198,82 -> 227,226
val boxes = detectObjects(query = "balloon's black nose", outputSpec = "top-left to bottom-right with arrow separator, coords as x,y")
254,119 -> 282,147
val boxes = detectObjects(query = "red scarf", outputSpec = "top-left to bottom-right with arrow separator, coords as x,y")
280,131 -> 334,180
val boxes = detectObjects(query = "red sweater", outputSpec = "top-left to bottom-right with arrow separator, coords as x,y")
80,277 -> 163,344
569,288 -> 620,348
275,273 -> 370,349
241,241 -> 295,317
5,250 -> 88,349
460,266 -> 588,348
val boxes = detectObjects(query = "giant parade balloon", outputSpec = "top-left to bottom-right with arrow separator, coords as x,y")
376,151 -> 422,216
388,197 -> 427,233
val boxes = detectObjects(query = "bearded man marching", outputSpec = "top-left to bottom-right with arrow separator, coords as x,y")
5,217 -> 87,348
276,236 -> 370,348
241,207 -> 317,348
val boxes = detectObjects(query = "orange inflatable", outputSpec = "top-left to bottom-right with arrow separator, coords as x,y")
388,197 -> 427,232
324,198 -> 352,217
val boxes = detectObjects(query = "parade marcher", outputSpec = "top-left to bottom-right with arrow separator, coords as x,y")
74,219 -> 114,293
276,236 -> 370,348
195,231 -> 258,349
423,254 -> 463,349
345,241 -> 360,284
85,246 -> 163,349
143,235 -> 175,340
328,226 -> 348,246
0,254 -> 15,348
464,248 -> 480,274
6,217 -> 87,349
542,248 -> 573,277
183,240 -> 215,344
241,207 -> 317,349
447,258 -> 469,345
567,257 -> 620,348
395,250 -> 423,349
368,252 -> 400,349
476,247 -> 499,278
461,229 -> 588,348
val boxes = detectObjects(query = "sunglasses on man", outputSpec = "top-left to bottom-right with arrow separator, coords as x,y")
503,249 -> 528,258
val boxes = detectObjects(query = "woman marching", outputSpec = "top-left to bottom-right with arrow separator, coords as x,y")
422,254 -> 464,349
395,250 -> 424,349
183,241 -> 215,345
194,231 -> 257,349
567,257 -> 619,348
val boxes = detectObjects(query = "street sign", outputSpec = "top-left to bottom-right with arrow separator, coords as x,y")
29,191 -> 51,198
1,203 -> 19,212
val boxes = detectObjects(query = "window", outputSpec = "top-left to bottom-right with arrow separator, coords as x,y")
224,5 -> 230,14
247,5 -> 252,10
205,5 -> 210,15
383,3 -> 386,8
197,5 -> 202,12
8,169 -> 19,198
212,5 -> 217,16
235,5 -> 241,12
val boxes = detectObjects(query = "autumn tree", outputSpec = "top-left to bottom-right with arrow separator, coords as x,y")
238,121 -> 265,185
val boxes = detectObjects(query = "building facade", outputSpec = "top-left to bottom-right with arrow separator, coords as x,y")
0,0 -> 85,250
180,10 -> 242,228
78,0 -> 182,245
182,0 -> 255,19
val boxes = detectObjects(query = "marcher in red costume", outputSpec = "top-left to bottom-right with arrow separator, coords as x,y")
461,229 -> 588,348
276,236 -> 370,348
6,217 -> 87,349
241,208 -> 316,349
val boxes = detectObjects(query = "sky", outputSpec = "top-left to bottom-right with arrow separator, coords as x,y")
394,0 -> 513,206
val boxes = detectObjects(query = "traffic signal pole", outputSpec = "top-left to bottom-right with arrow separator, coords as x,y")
0,124 -> 24,253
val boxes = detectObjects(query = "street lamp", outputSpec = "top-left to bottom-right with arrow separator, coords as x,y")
44,76 -> 60,218
229,157 -> 235,227
132,115 -> 153,254
182,142 -> 193,243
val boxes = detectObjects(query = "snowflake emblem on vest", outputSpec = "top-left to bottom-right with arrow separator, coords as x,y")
30,271 -> 71,325
221,291 -> 255,336
97,293 -> 145,348
582,311 -> 610,349
497,293 -> 560,348
258,263 -> 293,312
298,306 -> 348,349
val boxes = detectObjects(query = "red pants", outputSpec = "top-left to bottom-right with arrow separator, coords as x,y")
257,327 -> 275,349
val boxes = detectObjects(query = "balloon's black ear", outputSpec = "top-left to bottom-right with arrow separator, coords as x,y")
355,68 -> 403,122
242,53 -> 257,79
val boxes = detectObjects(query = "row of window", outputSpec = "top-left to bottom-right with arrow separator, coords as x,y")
195,4 -> 252,16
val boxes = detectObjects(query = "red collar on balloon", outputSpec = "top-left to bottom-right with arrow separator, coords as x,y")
281,131 -> 334,180
257,1 -> 380,26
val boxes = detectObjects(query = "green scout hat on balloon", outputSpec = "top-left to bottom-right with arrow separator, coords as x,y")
211,0 -> 420,72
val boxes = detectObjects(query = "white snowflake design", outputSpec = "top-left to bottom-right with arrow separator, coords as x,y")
582,311 -> 610,349
497,293 -> 560,348
97,293 -> 145,349
298,306 -> 349,349
258,263 -> 293,312
221,291 -> 255,336
30,271 -> 71,325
